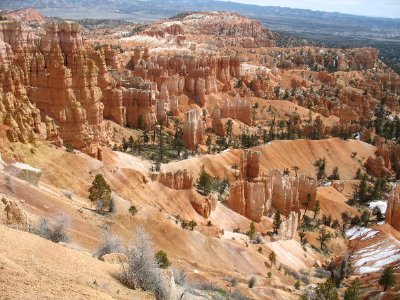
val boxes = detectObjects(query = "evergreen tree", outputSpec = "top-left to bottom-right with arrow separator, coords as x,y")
273,211 -> 282,234
226,119 -> 233,144
196,166 -> 213,196
341,211 -> 351,234
379,266 -> 396,292
314,157 -> 327,180
318,227 -> 332,250
88,174 -> 112,212
358,174 -> 368,203
344,279 -> 361,300
246,221 -> 256,240
313,200 -> 321,219
269,251 -> 277,266
315,278 -> 338,300
328,167 -> 340,180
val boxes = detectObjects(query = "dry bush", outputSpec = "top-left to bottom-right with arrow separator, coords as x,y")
34,213 -> 71,243
120,226 -> 170,300
94,230 -> 123,258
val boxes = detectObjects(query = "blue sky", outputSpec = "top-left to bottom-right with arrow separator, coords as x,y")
225,0 -> 400,18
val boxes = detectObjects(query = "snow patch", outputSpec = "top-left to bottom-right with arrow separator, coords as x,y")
369,200 -> 387,214
345,227 -> 379,241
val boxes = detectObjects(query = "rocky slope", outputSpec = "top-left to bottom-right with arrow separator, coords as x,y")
0,10 -> 400,300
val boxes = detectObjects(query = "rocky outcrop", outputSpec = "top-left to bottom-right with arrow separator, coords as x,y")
0,20 -> 114,158
386,183 -> 400,231
365,156 -> 390,178
0,8 -> 46,23
129,48 -> 240,104
278,211 -> 299,240
4,161 -> 42,186
183,109 -> 205,150
100,253 -> 128,264
221,96 -> 252,126
228,150 -> 317,223
190,195 -> 216,218
2,199 -> 28,230
152,170 -> 193,190
44,116 -> 63,146
239,149 -> 260,179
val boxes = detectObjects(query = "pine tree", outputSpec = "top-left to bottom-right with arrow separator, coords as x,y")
358,174 -> 368,203
246,221 -> 256,240
313,200 -> 320,219
273,211 -> 282,234
328,167 -> 340,180
88,174 -> 112,212
318,227 -> 332,250
269,251 -> 277,266
379,266 -> 396,292
314,157 -> 327,180
196,166 -> 213,196
302,193 -> 312,222
344,279 -> 361,300
315,278 -> 338,300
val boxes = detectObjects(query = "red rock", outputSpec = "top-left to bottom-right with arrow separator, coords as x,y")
183,109 -> 205,150
386,183 -> 400,231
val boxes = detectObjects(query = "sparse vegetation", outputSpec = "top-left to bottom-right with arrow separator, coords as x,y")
379,266 -> 396,292
34,214 -> 71,243
315,278 -> 338,300
120,227 -> 170,299
344,279 -> 361,300
94,230 -> 123,258
89,174 -> 112,212
196,165 -> 213,196
155,250 -> 171,269
129,205 -> 138,216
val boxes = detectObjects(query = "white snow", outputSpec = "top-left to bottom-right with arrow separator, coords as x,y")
346,227 -> 379,240
347,228 -> 400,274
369,200 -> 387,214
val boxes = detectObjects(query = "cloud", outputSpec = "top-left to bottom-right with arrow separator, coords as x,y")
226,0 -> 400,18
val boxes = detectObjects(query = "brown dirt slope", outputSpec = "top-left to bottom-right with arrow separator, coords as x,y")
0,224 -> 153,300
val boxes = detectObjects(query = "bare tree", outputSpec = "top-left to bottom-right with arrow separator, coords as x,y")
122,226 -> 170,300
35,213 -> 71,243
94,229 -> 123,258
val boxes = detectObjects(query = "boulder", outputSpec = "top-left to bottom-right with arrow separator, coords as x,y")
4,162 -> 42,185
100,253 -> 128,264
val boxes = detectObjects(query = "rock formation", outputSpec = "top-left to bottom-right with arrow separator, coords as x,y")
278,211 -> 299,240
228,150 -> 316,223
2,199 -> 28,230
190,195 -> 217,218
183,109 -> 205,150
386,183 -> 400,231
0,20 -> 118,157
4,161 -> 42,186
152,170 -> 193,190
129,48 -> 240,104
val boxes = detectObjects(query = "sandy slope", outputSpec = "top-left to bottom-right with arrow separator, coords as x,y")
0,224 -> 153,300
163,138 -> 376,180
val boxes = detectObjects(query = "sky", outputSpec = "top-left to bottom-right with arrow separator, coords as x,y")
225,0 -> 400,18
